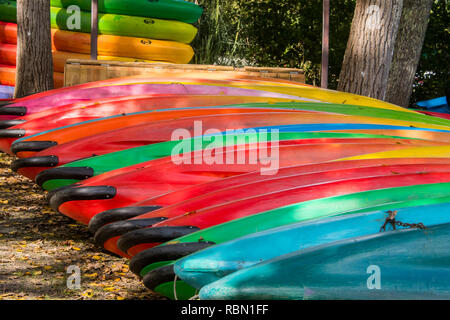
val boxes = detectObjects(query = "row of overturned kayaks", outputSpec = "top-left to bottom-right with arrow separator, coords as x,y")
1,72 -> 449,300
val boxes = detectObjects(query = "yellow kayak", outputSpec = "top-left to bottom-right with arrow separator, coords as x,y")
340,145 -> 450,160
87,74 -> 427,115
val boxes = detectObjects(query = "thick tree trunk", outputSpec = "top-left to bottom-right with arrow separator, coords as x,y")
385,0 -> 434,107
338,0 -> 403,100
14,0 -> 54,99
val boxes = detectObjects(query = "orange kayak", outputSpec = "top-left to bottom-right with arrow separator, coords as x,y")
0,64 -> 64,88
0,22 -> 194,64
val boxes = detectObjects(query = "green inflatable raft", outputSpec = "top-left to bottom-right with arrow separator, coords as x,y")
0,0 -> 198,44
50,0 -> 203,24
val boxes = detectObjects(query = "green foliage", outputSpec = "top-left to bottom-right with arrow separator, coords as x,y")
192,0 -> 448,102
412,0 -> 449,104
192,0 -> 355,88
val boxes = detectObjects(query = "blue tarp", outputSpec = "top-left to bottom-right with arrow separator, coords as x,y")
416,96 -> 449,114
0,85 -> 14,99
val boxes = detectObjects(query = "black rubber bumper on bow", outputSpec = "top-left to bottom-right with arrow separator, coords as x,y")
11,155 -> 59,172
46,184 -> 81,202
88,205 -> 163,234
130,242 -> 215,277
0,119 -> 25,129
117,226 -> 200,257
49,185 -> 117,212
35,166 -> 94,186
0,106 -> 26,115
94,217 -> 169,247
142,265 -> 177,291
0,101 -> 11,107
11,141 -> 58,154
0,129 -> 25,138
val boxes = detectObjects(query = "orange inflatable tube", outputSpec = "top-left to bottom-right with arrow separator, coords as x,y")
0,21 -> 17,44
0,64 -> 64,88
0,42 -> 162,73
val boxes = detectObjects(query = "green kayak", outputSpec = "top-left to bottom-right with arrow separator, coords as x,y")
50,0 -> 203,24
0,1 -> 198,44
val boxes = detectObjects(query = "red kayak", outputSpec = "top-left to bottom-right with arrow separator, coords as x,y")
92,163 -> 450,257
49,142 -> 420,225
419,111 -> 450,120
0,95 -> 294,154
116,171 -> 450,257
88,157 -> 450,234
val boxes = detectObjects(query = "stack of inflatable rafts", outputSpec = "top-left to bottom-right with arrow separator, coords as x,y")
0,0 -> 201,88
1,72 -> 449,300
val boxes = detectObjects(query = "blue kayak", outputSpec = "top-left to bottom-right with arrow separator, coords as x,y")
199,223 -> 450,300
175,202 -> 450,290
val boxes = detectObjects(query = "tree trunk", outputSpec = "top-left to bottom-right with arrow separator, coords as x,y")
14,0 -> 54,99
385,0 -> 434,107
337,0 -> 403,100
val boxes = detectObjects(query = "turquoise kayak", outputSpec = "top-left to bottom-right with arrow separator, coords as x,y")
174,202 -> 450,290
50,0 -> 204,24
199,223 -> 450,300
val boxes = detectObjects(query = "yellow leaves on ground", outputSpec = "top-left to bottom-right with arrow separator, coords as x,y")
41,208 -> 53,214
81,289 -> 94,298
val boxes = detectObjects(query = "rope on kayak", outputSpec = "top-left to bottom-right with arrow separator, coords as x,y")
173,274 -> 200,300
173,274 -> 178,300
379,210 -> 427,232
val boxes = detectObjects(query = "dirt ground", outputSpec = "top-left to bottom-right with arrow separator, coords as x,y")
0,152 -> 165,300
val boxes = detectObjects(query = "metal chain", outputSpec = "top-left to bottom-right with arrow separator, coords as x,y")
379,210 -> 427,232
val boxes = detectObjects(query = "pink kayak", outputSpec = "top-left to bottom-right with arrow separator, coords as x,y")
0,83 -> 305,120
